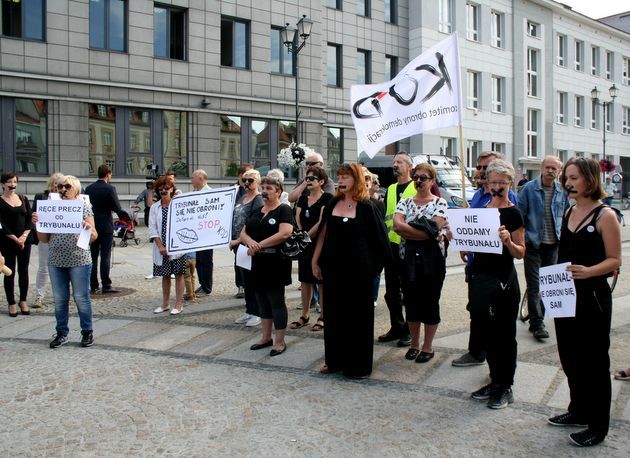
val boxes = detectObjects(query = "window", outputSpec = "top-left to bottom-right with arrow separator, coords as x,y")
623,106 -> 630,134
384,0 -> 397,24
467,140 -> 480,167
606,51 -> 613,80
163,111 -> 187,175
527,48 -> 539,97
557,92 -> 567,124
271,27 -> 294,75
591,100 -> 600,129
327,43 -> 342,87
557,150 -> 567,164
491,142 -> 505,154
357,49 -> 371,84
527,20 -> 539,37
1,0 -> 45,41
326,0 -> 342,9
154,4 -> 186,60
127,110 -> 152,175
250,119 -> 270,171
439,0 -> 453,34
624,58 -> 629,85
221,17 -> 249,69
591,46 -> 600,76
467,71 -> 479,109
220,116 -> 241,176
491,76 -> 504,113
441,137 -> 455,158
575,151 -> 584,158
591,153 -> 600,161
89,0 -> 127,52
466,3 -> 479,41
385,55 -> 398,80
575,95 -> 584,127
527,109 -> 539,157
605,104 -> 612,132
575,40 -> 583,71
327,128 -> 343,177
357,0 -> 370,17
491,11 -> 504,48
5,99 -> 47,174
557,34 -> 567,67
89,104 -> 116,174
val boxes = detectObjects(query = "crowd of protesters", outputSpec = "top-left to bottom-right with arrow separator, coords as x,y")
0,148 -> 625,448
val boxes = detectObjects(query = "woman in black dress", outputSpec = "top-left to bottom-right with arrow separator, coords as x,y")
547,157 -> 621,447
240,176 -> 293,356
312,163 -> 390,378
291,166 -> 332,330
0,172 -> 34,317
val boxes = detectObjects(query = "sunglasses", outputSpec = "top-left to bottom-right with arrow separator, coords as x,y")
242,178 -> 256,184
159,187 -> 172,192
305,161 -> 320,166
476,165 -> 489,171
413,174 -> 431,182
57,184 -> 72,190
304,176 -> 318,182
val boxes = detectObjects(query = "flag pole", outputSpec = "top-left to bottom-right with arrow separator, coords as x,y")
458,124 -> 467,208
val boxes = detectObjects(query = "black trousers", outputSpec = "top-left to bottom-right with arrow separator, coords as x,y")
1,242 -> 31,304
383,242 -> 409,335
554,283 -> 612,436
90,232 -> 113,290
524,242 -> 559,329
255,285 -> 287,329
196,249 -> 213,293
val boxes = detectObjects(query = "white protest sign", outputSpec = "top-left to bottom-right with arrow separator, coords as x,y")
539,262 -> 576,318
446,208 -> 502,254
166,186 -> 237,253
36,200 -> 84,234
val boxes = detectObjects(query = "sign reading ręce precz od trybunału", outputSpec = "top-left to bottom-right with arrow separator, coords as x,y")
36,200 -> 84,233
166,186 -> 237,254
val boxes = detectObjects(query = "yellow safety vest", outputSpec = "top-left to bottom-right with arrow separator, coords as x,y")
385,181 -> 416,244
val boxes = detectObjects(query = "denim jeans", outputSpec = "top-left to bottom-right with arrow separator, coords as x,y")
49,264 -> 93,336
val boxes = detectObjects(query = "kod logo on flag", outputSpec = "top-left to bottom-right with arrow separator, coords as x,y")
350,33 -> 462,157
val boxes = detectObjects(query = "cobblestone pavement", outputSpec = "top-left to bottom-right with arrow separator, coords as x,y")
0,225 -> 629,456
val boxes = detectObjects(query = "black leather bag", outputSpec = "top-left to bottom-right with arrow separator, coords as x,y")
280,229 -> 312,260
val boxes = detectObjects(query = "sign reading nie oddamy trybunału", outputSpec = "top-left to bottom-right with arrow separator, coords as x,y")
166,186 -> 237,254
36,200 -> 84,234
447,208 -> 502,254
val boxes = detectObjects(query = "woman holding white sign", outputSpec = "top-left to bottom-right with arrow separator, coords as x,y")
468,159 -> 525,409
548,157 -> 621,447
393,162 -> 448,364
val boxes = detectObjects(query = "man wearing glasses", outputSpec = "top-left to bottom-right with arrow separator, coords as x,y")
452,151 -> 518,367
287,152 -> 335,203
85,164 -> 125,294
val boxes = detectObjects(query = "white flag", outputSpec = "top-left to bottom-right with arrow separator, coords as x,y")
350,33 -> 463,158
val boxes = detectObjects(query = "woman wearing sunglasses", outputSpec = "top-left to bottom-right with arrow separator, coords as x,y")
393,163 -> 448,364
230,169 -> 264,327
34,176 -> 98,348
0,172 -> 34,317
150,176 -> 187,315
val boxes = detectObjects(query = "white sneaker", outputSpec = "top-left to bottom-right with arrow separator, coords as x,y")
245,315 -> 261,327
145,274 -> 155,280
234,313 -> 251,324
154,306 -> 170,314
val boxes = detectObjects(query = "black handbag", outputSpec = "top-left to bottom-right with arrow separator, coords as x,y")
280,229 -> 312,260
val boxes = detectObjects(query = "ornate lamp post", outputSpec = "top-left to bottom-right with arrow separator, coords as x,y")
590,83 -> 619,178
281,15 -> 313,145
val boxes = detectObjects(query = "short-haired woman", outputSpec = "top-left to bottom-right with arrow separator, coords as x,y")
469,159 -> 525,409
34,175 -> 98,348
547,157 -> 621,447
0,172 -> 34,317
393,163 -> 448,363
240,176 -> 293,356
150,176 -> 186,315
312,163 -> 390,378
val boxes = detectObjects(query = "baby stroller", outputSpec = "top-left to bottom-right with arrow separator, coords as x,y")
113,208 -> 140,247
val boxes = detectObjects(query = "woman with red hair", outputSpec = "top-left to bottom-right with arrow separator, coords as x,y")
312,163 -> 390,378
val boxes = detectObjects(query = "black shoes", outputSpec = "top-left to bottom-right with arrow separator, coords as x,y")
569,428 -> 606,447
405,348 -> 420,360
270,344 -> 287,357
49,332 -> 69,348
378,329 -> 401,342
102,287 -> 120,294
452,352 -> 485,367
471,383 -> 495,401
532,327 -> 550,340
487,387 -> 514,409
250,340 -> 273,350
547,412 -> 587,427
81,331 -> 94,347
415,351 -> 434,363
397,334 -> 412,347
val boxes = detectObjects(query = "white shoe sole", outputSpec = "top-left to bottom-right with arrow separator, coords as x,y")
154,307 -> 170,314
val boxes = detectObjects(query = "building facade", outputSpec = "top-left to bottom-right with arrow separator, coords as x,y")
0,0 -> 628,200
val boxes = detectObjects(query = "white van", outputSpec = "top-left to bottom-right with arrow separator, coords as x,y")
411,155 -> 475,207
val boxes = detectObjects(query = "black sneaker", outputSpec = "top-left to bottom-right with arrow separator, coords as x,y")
49,332 -> 68,349
471,383 -> 495,400
397,334 -> 412,347
547,412 -> 587,427
81,331 -> 94,347
569,428 -> 606,447
533,328 -> 550,339
487,387 -> 514,409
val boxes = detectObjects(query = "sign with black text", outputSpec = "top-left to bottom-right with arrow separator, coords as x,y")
36,200 -> 84,234
539,262 -> 576,318
447,208 -> 502,254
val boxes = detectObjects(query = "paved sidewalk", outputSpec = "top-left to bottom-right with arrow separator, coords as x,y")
0,224 -> 629,456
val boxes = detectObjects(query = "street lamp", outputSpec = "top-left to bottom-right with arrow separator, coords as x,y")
590,84 -> 618,177
281,15 -> 313,144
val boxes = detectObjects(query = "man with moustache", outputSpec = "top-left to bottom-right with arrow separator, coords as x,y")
378,152 -> 415,347
288,152 -> 335,203
191,169 -> 213,297
85,164 -> 125,293
453,151 -> 518,367
518,156 -> 568,340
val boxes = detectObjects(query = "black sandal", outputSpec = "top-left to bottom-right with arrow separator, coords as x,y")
405,348 -> 420,360
290,316 -> 310,329
311,317 -> 324,332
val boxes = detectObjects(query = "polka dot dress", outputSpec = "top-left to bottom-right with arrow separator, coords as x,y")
153,206 -> 186,277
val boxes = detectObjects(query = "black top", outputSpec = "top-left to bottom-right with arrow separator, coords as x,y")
384,180 -> 413,205
471,206 -> 523,282
84,179 -> 124,234
245,204 -> 293,288
297,192 -> 333,233
0,194 -> 34,243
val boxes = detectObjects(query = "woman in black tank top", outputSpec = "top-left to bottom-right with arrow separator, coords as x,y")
548,158 -> 621,447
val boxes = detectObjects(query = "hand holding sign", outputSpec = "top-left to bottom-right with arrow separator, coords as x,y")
446,208 -> 502,254
36,201 -> 84,234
